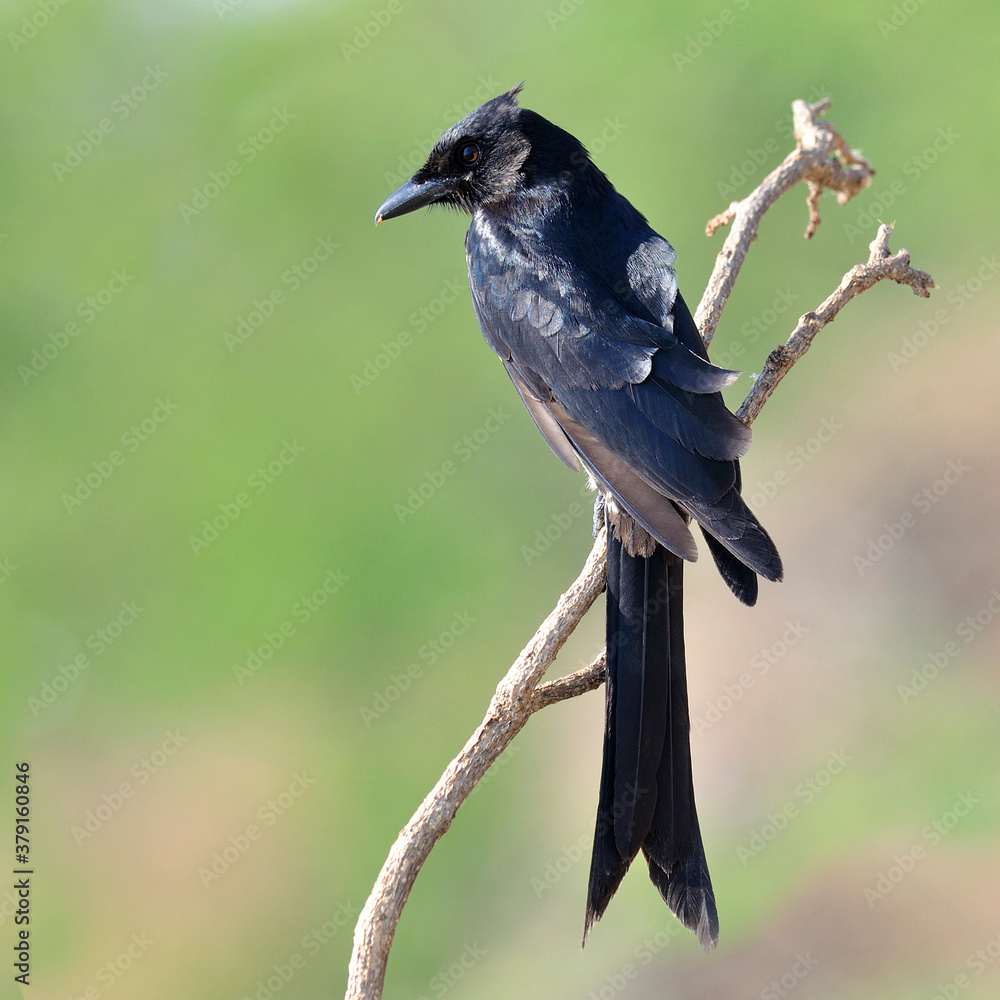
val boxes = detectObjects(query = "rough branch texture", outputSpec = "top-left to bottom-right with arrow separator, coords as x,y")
736,224 -> 934,425
696,98 -> 874,345
345,99 -> 935,1000
532,649 -> 606,710
346,531 -> 607,1000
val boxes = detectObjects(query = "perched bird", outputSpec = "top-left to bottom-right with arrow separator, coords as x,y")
375,84 -> 782,950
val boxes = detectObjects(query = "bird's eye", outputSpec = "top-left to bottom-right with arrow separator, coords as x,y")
460,143 -> 480,166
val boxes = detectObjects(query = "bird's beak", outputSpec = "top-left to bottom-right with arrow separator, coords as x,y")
374,176 -> 453,225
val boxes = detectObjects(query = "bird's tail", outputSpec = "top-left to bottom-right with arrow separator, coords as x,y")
584,518 -> 719,949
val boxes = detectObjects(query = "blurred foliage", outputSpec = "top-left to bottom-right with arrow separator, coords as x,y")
1,0 -> 998,998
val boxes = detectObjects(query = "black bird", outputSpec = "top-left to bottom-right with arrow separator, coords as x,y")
375,84 -> 782,949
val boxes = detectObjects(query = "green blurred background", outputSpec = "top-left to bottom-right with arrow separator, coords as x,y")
2,0 -> 998,997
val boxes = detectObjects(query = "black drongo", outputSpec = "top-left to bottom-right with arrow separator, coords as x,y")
375,84 -> 782,950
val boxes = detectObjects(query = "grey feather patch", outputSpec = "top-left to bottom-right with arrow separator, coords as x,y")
511,289 -> 533,321
528,295 -> 556,330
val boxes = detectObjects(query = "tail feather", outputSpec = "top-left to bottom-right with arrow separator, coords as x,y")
645,834 -> 719,950
702,528 -> 758,606
642,558 -> 719,948
584,530 -> 660,942
583,638 -> 628,940
585,519 -> 718,949
611,540 -> 669,859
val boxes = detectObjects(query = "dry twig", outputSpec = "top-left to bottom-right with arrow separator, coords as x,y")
346,531 -> 607,1000
696,98 -> 874,345
737,224 -> 934,425
345,99 -> 934,1000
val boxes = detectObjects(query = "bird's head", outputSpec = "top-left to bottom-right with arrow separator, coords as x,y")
374,83 -> 590,224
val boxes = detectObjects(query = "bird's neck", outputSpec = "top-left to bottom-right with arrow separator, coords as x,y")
479,162 -> 614,236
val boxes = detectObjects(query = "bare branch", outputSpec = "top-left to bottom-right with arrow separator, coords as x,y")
532,649 -> 607,710
696,98 -> 875,345
346,529 -> 607,1000
737,224 -> 935,426
345,99 -> 935,1000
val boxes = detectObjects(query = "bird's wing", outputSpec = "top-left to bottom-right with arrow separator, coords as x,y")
467,226 -> 764,558
506,372 -> 579,471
